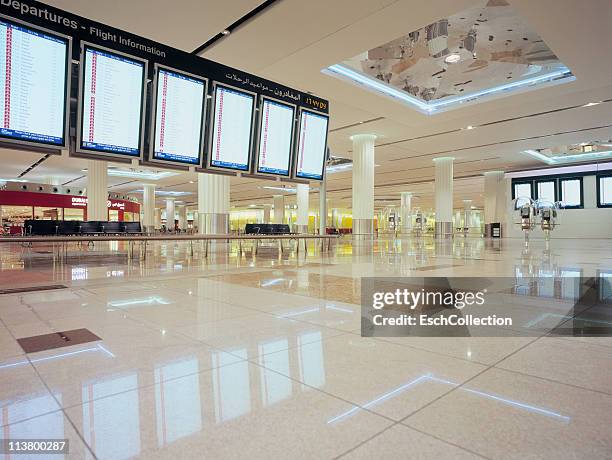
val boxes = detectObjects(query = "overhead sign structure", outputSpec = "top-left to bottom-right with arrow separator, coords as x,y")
0,15 -> 70,150
294,109 -> 329,181
207,83 -> 256,172
76,42 -> 147,159
150,65 -> 207,167
0,1 -> 329,179
255,97 -> 296,177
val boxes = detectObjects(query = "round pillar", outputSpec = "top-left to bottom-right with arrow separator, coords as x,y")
296,183 -> 309,233
434,157 -> 454,239
484,171 -> 505,237
143,184 -> 155,233
154,208 -> 162,230
351,134 -> 376,235
319,176 -> 327,235
273,195 -> 285,224
198,173 -> 230,234
263,205 -> 271,224
400,192 -> 412,234
86,160 -> 107,221
165,199 -> 175,232
177,205 -> 187,232
463,199 -> 472,235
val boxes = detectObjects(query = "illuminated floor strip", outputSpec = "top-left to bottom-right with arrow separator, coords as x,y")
328,374 -> 570,424
0,343 -> 115,370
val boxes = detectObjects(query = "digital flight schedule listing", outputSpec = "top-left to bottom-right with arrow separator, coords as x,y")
80,46 -> 145,156
257,99 -> 295,176
296,110 -> 329,180
153,68 -> 206,165
0,19 -> 68,146
210,85 -> 254,171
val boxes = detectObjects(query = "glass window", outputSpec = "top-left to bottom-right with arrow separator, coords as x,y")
537,180 -> 556,202
514,182 -> 532,199
64,208 -> 84,221
599,176 -> 612,207
33,207 -> 60,220
108,210 -> 119,222
560,178 -> 582,207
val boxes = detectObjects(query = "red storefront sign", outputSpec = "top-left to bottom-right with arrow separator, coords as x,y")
0,191 -> 140,216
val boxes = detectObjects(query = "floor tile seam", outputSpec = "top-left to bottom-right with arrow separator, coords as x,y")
397,334 -> 544,424
489,365 -> 612,397
44,356 -> 251,413
368,336 -> 508,367
335,420 -> 493,460
23,345 -> 99,460
399,421 -> 495,460
183,330 -> 348,363
0,407 -> 65,429
244,357 -> 400,425
550,335 -> 612,350
332,422 -> 400,460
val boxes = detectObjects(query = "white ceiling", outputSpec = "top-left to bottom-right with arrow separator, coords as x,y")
2,0 -> 611,211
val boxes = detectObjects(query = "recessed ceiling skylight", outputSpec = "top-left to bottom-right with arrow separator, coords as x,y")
323,0 -> 574,114
523,140 -> 612,165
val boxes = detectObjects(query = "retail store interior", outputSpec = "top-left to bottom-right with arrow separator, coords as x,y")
0,0 -> 611,459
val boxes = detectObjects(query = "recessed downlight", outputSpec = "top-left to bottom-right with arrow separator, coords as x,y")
444,53 -> 461,64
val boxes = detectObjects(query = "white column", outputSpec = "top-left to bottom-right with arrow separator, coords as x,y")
86,160 -> 107,221
263,205 -> 271,224
351,134 -> 376,235
154,208 -> 162,230
400,192 -> 412,233
463,199 -> 472,235
296,183 -> 309,233
178,205 -> 187,231
319,176 -> 327,235
484,171 -> 505,237
273,195 -> 284,224
331,209 -> 339,228
165,198 -> 175,232
143,184 -> 155,232
198,173 -> 230,234
433,157 -> 454,238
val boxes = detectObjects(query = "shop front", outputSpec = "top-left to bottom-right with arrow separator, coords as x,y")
0,190 -> 140,233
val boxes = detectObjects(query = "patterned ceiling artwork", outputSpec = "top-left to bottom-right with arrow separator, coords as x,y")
342,0 -> 570,103
537,141 -> 612,158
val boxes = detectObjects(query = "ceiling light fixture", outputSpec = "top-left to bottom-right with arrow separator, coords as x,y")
523,149 -> 612,165
444,53 -> 461,64
262,185 -> 297,193
323,64 -> 574,115
582,101 -> 602,107
221,29 -> 231,35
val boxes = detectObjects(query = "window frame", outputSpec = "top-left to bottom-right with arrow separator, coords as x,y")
535,179 -> 558,203
596,174 -> 612,208
512,180 -> 534,200
558,177 -> 584,209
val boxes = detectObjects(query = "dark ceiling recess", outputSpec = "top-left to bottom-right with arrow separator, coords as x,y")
191,0 -> 279,55
18,154 -> 51,178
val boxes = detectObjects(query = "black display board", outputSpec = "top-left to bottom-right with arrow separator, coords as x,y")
0,1 -> 328,114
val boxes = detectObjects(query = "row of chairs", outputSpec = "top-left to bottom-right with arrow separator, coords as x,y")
244,224 -> 292,235
25,220 -> 143,236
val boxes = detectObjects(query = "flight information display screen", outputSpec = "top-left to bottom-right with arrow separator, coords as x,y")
0,19 -> 69,147
209,84 -> 255,171
152,67 -> 206,165
256,98 -> 295,176
295,109 -> 329,180
79,45 -> 145,156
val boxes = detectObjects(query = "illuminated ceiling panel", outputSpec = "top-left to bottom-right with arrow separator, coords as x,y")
324,0 -> 574,114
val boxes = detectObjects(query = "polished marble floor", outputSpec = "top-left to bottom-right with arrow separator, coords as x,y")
0,236 -> 611,459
